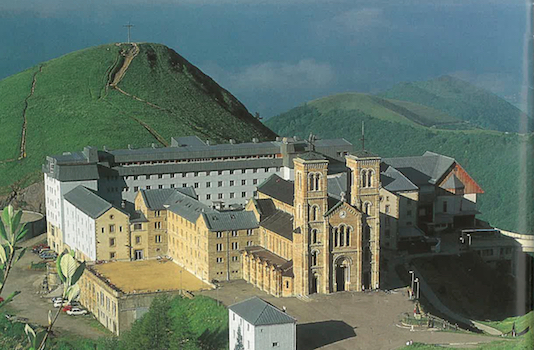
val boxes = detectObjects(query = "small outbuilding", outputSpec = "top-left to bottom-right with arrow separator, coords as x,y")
229,296 -> 296,350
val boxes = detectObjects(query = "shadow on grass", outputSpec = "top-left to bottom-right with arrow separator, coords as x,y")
297,320 -> 356,350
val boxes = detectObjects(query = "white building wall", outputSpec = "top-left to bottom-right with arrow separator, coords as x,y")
63,200 -> 97,260
255,323 -> 296,350
229,310 -> 256,350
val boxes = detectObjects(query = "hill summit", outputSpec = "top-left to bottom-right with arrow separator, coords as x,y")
0,42 -> 276,192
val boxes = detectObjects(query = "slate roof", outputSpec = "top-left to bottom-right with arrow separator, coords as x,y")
203,211 -> 259,232
48,163 -> 101,181
257,174 -> 294,205
383,151 -> 455,186
381,166 -> 418,192
170,136 -> 207,147
327,174 -> 347,200
166,191 -> 214,223
254,198 -> 277,219
140,187 -> 197,211
63,186 -> 113,219
440,174 -> 465,190
297,151 -> 327,161
350,149 -> 379,158
229,296 -> 296,326
260,210 -> 294,241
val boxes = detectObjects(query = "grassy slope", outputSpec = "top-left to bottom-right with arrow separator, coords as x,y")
378,75 -> 531,132
266,102 -> 533,233
0,43 -> 276,192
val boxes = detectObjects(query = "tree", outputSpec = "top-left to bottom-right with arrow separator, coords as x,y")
0,205 -> 28,305
121,295 -> 173,350
234,325 -> 244,350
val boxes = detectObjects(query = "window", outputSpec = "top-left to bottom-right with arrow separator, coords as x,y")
241,179 -> 246,186
218,193 -> 223,199
109,238 -> 116,247
232,230 -> 238,237
311,251 -> 318,266
170,173 -> 175,178
216,243 -> 223,251
146,185 -> 151,190
206,182 -> 211,188
134,175 -> 138,180
119,226 -> 123,232
272,342 -> 279,347
110,214 -> 115,220
134,186 -> 139,192
109,224 -> 115,233
134,223 -> 142,231
232,256 -> 239,262
241,191 -> 246,198
247,229 -> 253,236
443,201 -> 448,213
158,174 -> 163,179
155,210 -> 161,217
264,167 -> 269,172
385,205 -> 390,214
206,194 -> 211,200
134,249 -> 143,260
158,185 -> 163,189
218,181 -> 223,187
230,180 -> 234,186
252,179 -> 258,185
361,170 -> 367,188
218,170 -> 223,175
155,235 -> 162,243
232,242 -> 239,250
216,257 -> 223,263
252,169 -> 257,173
230,192 -> 235,199
154,222 -> 162,229
182,183 -> 187,188
101,227 -> 105,233
216,232 -> 223,238
311,229 -> 318,244
135,236 -> 141,244
170,184 -> 175,188
110,252 -> 116,259
247,241 -> 253,246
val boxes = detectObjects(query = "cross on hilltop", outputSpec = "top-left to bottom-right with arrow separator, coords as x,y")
123,22 -> 134,43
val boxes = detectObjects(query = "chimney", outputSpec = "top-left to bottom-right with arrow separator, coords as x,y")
252,138 -> 259,143
121,200 -> 126,209
128,144 -> 132,150
151,143 -> 157,149
229,139 -> 236,144
206,140 -> 211,146
275,137 -> 281,142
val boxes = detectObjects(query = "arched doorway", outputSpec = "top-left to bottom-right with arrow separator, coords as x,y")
311,273 -> 319,294
335,257 -> 350,292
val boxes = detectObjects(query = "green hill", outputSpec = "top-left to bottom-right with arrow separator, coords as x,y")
266,96 -> 533,234
0,43 -> 276,191
378,75 -> 531,132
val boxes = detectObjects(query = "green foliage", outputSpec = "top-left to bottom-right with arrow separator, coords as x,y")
378,75 -> 532,133
480,312 -> 533,334
120,295 -> 227,350
234,325 -> 244,350
0,42 -> 276,192
266,104 -> 534,234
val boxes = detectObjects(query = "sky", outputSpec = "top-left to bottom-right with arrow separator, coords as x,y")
0,0 -> 528,117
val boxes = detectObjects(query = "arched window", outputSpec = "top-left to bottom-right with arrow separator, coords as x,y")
308,174 -> 314,191
368,170 -> 373,188
333,227 -> 338,247
311,250 -> 318,266
346,227 -> 351,247
339,225 -> 345,247
311,229 -> 318,244
363,202 -> 371,215
361,170 -> 367,188
310,206 -> 318,221
315,174 -> 321,191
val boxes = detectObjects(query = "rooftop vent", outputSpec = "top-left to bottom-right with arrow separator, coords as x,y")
229,139 -> 236,145
275,137 -> 281,142
128,144 -> 132,150
151,143 -> 157,149
252,138 -> 259,143
206,140 -> 211,146
103,146 -> 108,151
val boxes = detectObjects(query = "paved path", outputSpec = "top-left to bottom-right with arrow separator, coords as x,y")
200,280 -> 499,350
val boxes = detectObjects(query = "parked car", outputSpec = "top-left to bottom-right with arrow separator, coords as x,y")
61,301 -> 81,312
66,307 -> 87,316
51,297 -> 63,303
53,299 -> 67,308
32,244 -> 49,254
40,252 -> 57,260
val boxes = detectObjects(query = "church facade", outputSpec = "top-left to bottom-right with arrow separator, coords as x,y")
242,150 -> 381,297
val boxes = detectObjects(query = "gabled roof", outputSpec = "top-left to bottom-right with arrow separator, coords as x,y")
260,210 -> 294,241
440,174 -> 465,190
383,151 -> 455,186
203,211 -> 259,232
381,166 -> 418,192
140,187 -> 197,211
229,296 -> 296,326
166,191 -> 213,223
257,174 -> 294,206
254,198 -> 277,219
63,186 -> 113,219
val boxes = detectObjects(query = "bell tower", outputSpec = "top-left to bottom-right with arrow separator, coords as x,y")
345,151 -> 381,289
293,152 -> 329,295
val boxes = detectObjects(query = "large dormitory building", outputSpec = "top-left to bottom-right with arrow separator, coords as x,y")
44,135 -> 487,297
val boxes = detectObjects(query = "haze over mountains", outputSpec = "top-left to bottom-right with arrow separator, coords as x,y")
266,79 -> 533,234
